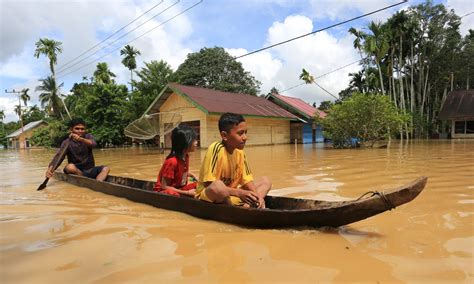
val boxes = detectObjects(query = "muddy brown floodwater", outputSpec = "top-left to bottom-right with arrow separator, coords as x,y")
1,140 -> 473,283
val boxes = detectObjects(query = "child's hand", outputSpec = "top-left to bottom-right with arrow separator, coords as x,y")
238,190 -> 259,207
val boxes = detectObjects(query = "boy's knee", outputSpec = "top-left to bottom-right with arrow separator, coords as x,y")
102,166 -> 110,174
64,164 -> 78,174
259,176 -> 272,189
206,180 -> 229,200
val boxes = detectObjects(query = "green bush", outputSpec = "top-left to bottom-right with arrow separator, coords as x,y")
30,120 -> 68,147
320,93 -> 408,148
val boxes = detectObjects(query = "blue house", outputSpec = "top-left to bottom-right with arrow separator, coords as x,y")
266,93 -> 326,143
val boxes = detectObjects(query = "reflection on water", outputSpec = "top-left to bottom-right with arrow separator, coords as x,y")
1,140 -> 473,282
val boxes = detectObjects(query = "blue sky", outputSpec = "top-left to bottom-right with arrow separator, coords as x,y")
1,0 -> 472,122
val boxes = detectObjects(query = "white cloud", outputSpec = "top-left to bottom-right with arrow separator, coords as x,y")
231,15 -> 361,105
227,48 -> 283,93
446,0 -> 474,35
0,96 -> 20,123
308,0 -> 399,23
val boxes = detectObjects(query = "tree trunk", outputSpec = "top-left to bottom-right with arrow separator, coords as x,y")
376,60 -> 386,96
130,69 -> 134,92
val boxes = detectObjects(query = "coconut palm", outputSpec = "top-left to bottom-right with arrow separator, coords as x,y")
120,45 -> 141,92
14,105 -> 22,118
36,76 -> 64,119
20,88 -> 30,107
0,109 -> 5,133
34,38 -> 63,77
93,62 -> 116,85
299,68 -> 315,84
363,21 -> 389,96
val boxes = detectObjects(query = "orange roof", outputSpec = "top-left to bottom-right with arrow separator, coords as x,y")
268,93 -> 326,119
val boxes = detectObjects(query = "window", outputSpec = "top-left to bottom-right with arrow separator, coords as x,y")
454,121 -> 466,134
466,121 -> 474,134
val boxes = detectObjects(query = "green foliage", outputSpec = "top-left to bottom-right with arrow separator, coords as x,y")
129,60 -> 174,116
173,47 -> 261,95
299,68 -> 315,84
65,63 -> 129,146
345,2 -> 470,138
0,122 -> 20,147
320,93 -> 408,148
34,38 -> 63,75
93,62 -> 116,85
36,76 -> 65,119
120,44 -> 141,71
22,105 -> 46,125
30,120 -> 68,147
318,101 -> 334,112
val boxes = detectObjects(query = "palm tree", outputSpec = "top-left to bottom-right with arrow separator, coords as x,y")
14,104 -> 22,123
120,45 -> 141,92
93,62 -> 116,85
0,109 -> 5,134
348,27 -> 367,61
20,88 -> 30,107
299,68 -> 315,84
364,21 -> 389,96
36,76 -> 64,119
34,38 -> 63,77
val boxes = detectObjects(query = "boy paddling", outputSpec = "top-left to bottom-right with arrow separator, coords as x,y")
45,118 -> 109,181
195,113 -> 271,208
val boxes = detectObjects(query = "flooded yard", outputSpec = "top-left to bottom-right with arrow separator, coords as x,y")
1,140 -> 473,283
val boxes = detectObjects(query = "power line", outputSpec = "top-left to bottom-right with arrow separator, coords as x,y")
57,0 -> 178,75
315,82 -> 338,100
280,58 -> 364,94
56,1 -> 165,73
460,11 -> 473,18
57,0 -> 203,80
234,0 -> 407,59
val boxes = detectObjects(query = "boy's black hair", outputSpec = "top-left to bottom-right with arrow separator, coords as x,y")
68,118 -> 86,128
218,113 -> 245,132
167,124 -> 197,160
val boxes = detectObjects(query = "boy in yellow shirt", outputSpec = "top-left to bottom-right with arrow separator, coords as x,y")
195,113 -> 271,208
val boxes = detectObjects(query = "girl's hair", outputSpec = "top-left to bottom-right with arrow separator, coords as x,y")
167,124 -> 197,160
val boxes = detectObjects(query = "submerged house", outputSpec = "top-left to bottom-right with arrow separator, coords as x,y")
438,90 -> 474,139
266,93 -> 327,143
145,83 -> 298,148
6,120 -> 47,149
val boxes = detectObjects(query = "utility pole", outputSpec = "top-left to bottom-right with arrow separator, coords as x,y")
5,89 -> 24,133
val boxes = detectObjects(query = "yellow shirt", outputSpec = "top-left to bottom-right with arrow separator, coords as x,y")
196,141 -> 253,194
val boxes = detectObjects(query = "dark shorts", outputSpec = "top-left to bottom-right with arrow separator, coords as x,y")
65,165 -> 104,179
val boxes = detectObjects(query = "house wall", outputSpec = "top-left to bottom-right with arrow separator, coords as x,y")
159,92 -> 292,148
159,92 -> 207,147
8,125 -> 46,149
206,115 -> 291,147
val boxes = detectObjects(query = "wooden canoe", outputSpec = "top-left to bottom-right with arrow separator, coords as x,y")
54,172 -> 427,228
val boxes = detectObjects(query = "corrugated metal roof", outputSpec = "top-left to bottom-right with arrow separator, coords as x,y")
269,93 -> 327,119
154,83 -> 298,119
438,90 -> 474,120
6,120 -> 47,138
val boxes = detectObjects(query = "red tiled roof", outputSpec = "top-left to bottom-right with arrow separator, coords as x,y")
272,94 -> 327,118
168,83 -> 298,119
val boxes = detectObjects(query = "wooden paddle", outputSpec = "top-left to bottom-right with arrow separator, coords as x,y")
37,139 -> 70,191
